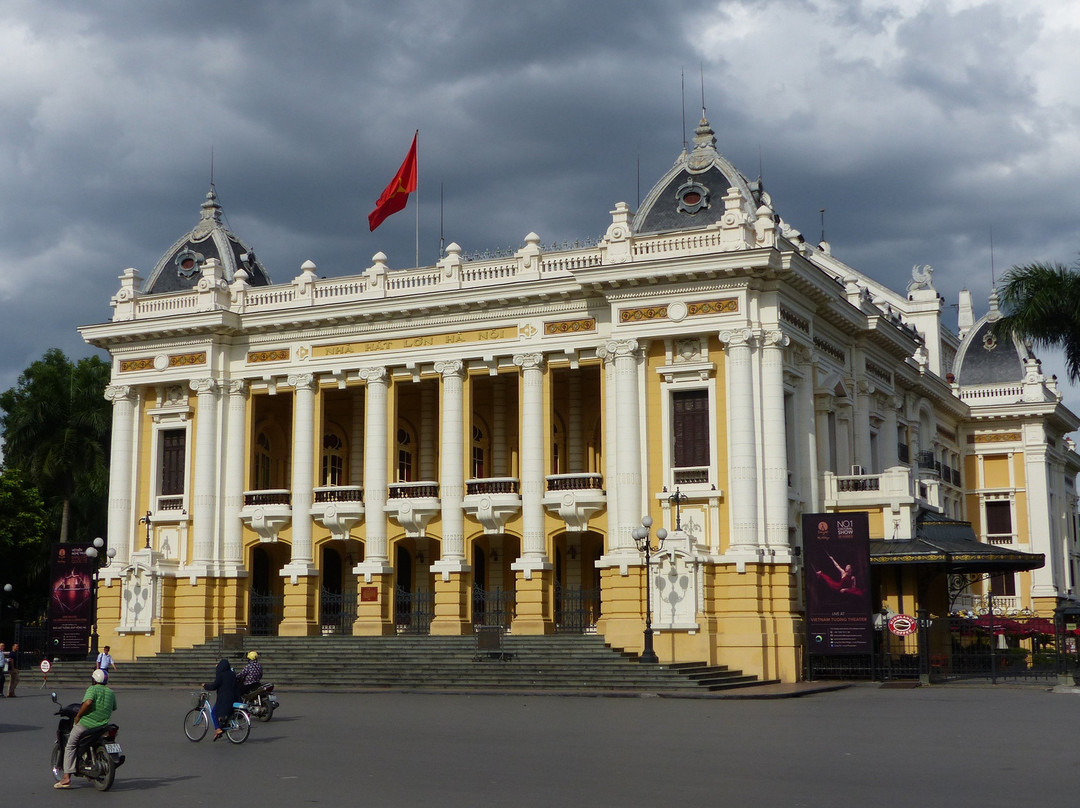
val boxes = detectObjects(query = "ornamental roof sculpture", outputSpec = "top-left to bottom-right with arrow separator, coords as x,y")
140,186 -> 272,295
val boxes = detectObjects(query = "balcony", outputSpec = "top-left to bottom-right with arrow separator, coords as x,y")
240,489 -> 292,542
463,477 -> 521,534
542,473 -> 606,532
311,486 -> 364,541
386,481 -> 440,538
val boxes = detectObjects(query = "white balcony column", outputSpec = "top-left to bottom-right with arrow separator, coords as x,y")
360,367 -> 390,565
814,391 -> 833,476
420,382 -> 436,480
350,391 -> 363,486
762,331 -> 790,550
854,377 -> 874,471
222,380 -> 248,567
1025,442 -> 1058,597
514,353 -> 548,562
492,376 -> 507,477
602,339 -> 643,554
601,355 -> 619,550
836,404 -> 853,473
721,330 -> 759,556
190,378 -> 220,566
568,371 -> 584,473
104,385 -> 137,565
286,373 -> 316,570
434,360 -> 467,567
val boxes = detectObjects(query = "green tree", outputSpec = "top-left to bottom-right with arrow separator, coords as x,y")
0,349 -> 111,544
0,467 -> 49,624
994,261 -> 1080,382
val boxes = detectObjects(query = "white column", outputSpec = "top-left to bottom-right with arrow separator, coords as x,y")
104,385 -> 136,565
512,353 -> 549,569
190,378 -> 220,567
222,380 -> 248,568
604,339 -> 643,553
721,330 -> 759,557
1026,442 -> 1058,597
358,367 -> 392,574
285,373 -> 316,572
492,376 -> 507,477
762,331 -> 790,550
797,366 -> 819,509
602,353 -> 620,551
433,360 -> 467,571
882,396 -> 900,468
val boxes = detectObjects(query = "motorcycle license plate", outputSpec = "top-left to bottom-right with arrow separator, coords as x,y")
105,743 -> 122,755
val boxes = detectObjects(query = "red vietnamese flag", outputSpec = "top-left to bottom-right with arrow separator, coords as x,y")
368,132 -> 418,231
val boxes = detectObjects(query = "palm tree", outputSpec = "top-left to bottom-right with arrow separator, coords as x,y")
0,349 -> 111,543
993,261 -> 1080,383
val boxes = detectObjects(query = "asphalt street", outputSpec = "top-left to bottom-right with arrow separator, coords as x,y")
2,681 -> 1079,805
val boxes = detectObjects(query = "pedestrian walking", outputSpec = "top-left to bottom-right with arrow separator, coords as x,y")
95,645 -> 117,674
0,642 -> 7,697
6,643 -> 20,696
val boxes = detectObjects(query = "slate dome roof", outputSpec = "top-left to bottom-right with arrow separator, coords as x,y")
632,116 -> 761,235
953,292 -> 1035,385
141,187 -> 272,294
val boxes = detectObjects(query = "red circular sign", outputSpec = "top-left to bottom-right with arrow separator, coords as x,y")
888,614 -> 918,636
39,659 -> 52,674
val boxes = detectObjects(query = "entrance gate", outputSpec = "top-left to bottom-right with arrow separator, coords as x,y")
320,589 -> 358,635
554,585 -> 600,634
394,586 -> 434,634
249,592 -> 283,637
472,585 -> 515,628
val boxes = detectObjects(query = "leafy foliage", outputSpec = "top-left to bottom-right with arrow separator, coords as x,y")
0,349 -> 111,544
994,261 -> 1080,383
0,467 -> 49,621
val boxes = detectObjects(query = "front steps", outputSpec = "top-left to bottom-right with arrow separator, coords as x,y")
42,635 -> 773,694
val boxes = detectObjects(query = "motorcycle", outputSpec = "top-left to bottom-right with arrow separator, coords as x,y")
242,681 -> 279,722
50,692 -> 125,791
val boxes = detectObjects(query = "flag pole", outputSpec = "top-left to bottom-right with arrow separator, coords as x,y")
415,129 -> 420,267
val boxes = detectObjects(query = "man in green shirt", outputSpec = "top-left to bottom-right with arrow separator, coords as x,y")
55,668 -> 117,789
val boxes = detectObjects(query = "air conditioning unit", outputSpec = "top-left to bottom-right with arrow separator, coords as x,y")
850,465 -> 864,476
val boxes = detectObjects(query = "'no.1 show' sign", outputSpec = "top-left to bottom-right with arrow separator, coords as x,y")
803,512 -> 873,655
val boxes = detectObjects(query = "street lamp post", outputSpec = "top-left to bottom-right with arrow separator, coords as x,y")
85,537 -> 117,658
631,515 -> 667,664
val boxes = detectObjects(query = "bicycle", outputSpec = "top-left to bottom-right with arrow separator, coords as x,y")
183,692 -> 251,744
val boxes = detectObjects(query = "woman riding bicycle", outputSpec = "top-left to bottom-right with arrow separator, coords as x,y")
202,659 -> 240,741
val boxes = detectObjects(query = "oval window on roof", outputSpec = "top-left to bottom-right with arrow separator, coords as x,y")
174,249 -> 203,279
675,181 -> 710,215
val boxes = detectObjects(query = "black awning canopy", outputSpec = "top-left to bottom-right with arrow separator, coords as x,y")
869,510 -> 1044,574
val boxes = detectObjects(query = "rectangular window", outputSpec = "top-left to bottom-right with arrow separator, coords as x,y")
990,572 -> 1016,597
672,389 -> 709,469
985,500 -> 1013,538
160,429 -> 186,496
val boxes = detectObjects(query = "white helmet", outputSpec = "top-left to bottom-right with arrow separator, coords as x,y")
91,668 -> 107,684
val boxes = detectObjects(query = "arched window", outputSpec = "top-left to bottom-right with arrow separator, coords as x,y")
397,425 -> 415,482
322,426 -> 347,486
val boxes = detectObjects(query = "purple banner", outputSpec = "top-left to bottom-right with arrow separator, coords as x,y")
48,543 -> 94,656
804,513 -> 872,655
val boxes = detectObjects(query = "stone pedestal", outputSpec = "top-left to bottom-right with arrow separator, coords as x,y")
352,573 -> 397,636
510,568 -> 554,635
430,572 -> 471,635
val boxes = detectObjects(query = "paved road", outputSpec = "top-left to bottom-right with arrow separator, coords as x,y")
2,682 -> 1079,805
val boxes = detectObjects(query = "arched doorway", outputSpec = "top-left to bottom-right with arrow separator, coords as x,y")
249,545 -> 286,636
394,545 -> 433,634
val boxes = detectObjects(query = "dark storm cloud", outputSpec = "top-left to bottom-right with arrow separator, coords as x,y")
1,0 -> 1079,411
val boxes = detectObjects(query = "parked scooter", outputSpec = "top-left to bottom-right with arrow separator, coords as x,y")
50,692 -> 125,791
242,682 -> 279,721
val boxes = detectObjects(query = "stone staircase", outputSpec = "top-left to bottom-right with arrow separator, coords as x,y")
42,635 -> 773,694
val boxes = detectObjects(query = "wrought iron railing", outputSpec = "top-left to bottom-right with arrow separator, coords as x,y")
472,585 -> 515,628
554,584 -> 601,634
394,586 -> 434,634
320,589 -> 358,635
249,592 -> 283,636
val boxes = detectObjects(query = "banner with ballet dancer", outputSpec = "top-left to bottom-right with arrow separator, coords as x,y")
803,513 -> 872,655
47,543 -> 94,655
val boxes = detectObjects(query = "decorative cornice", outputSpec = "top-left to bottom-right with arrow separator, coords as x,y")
544,318 -> 596,335
969,432 -> 1022,444
248,348 -> 289,364
813,336 -> 845,364
619,297 -> 737,324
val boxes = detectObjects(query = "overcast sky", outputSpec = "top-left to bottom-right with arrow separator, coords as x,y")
3,0 -> 1080,414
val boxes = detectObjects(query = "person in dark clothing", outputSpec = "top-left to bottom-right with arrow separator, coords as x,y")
202,658 -> 239,741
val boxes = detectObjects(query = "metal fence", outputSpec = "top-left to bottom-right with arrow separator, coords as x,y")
394,586 -> 434,635
320,589 -> 358,635
249,592 -> 284,637
554,585 -> 600,634
809,614 -> 1065,684
472,585 -> 515,629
